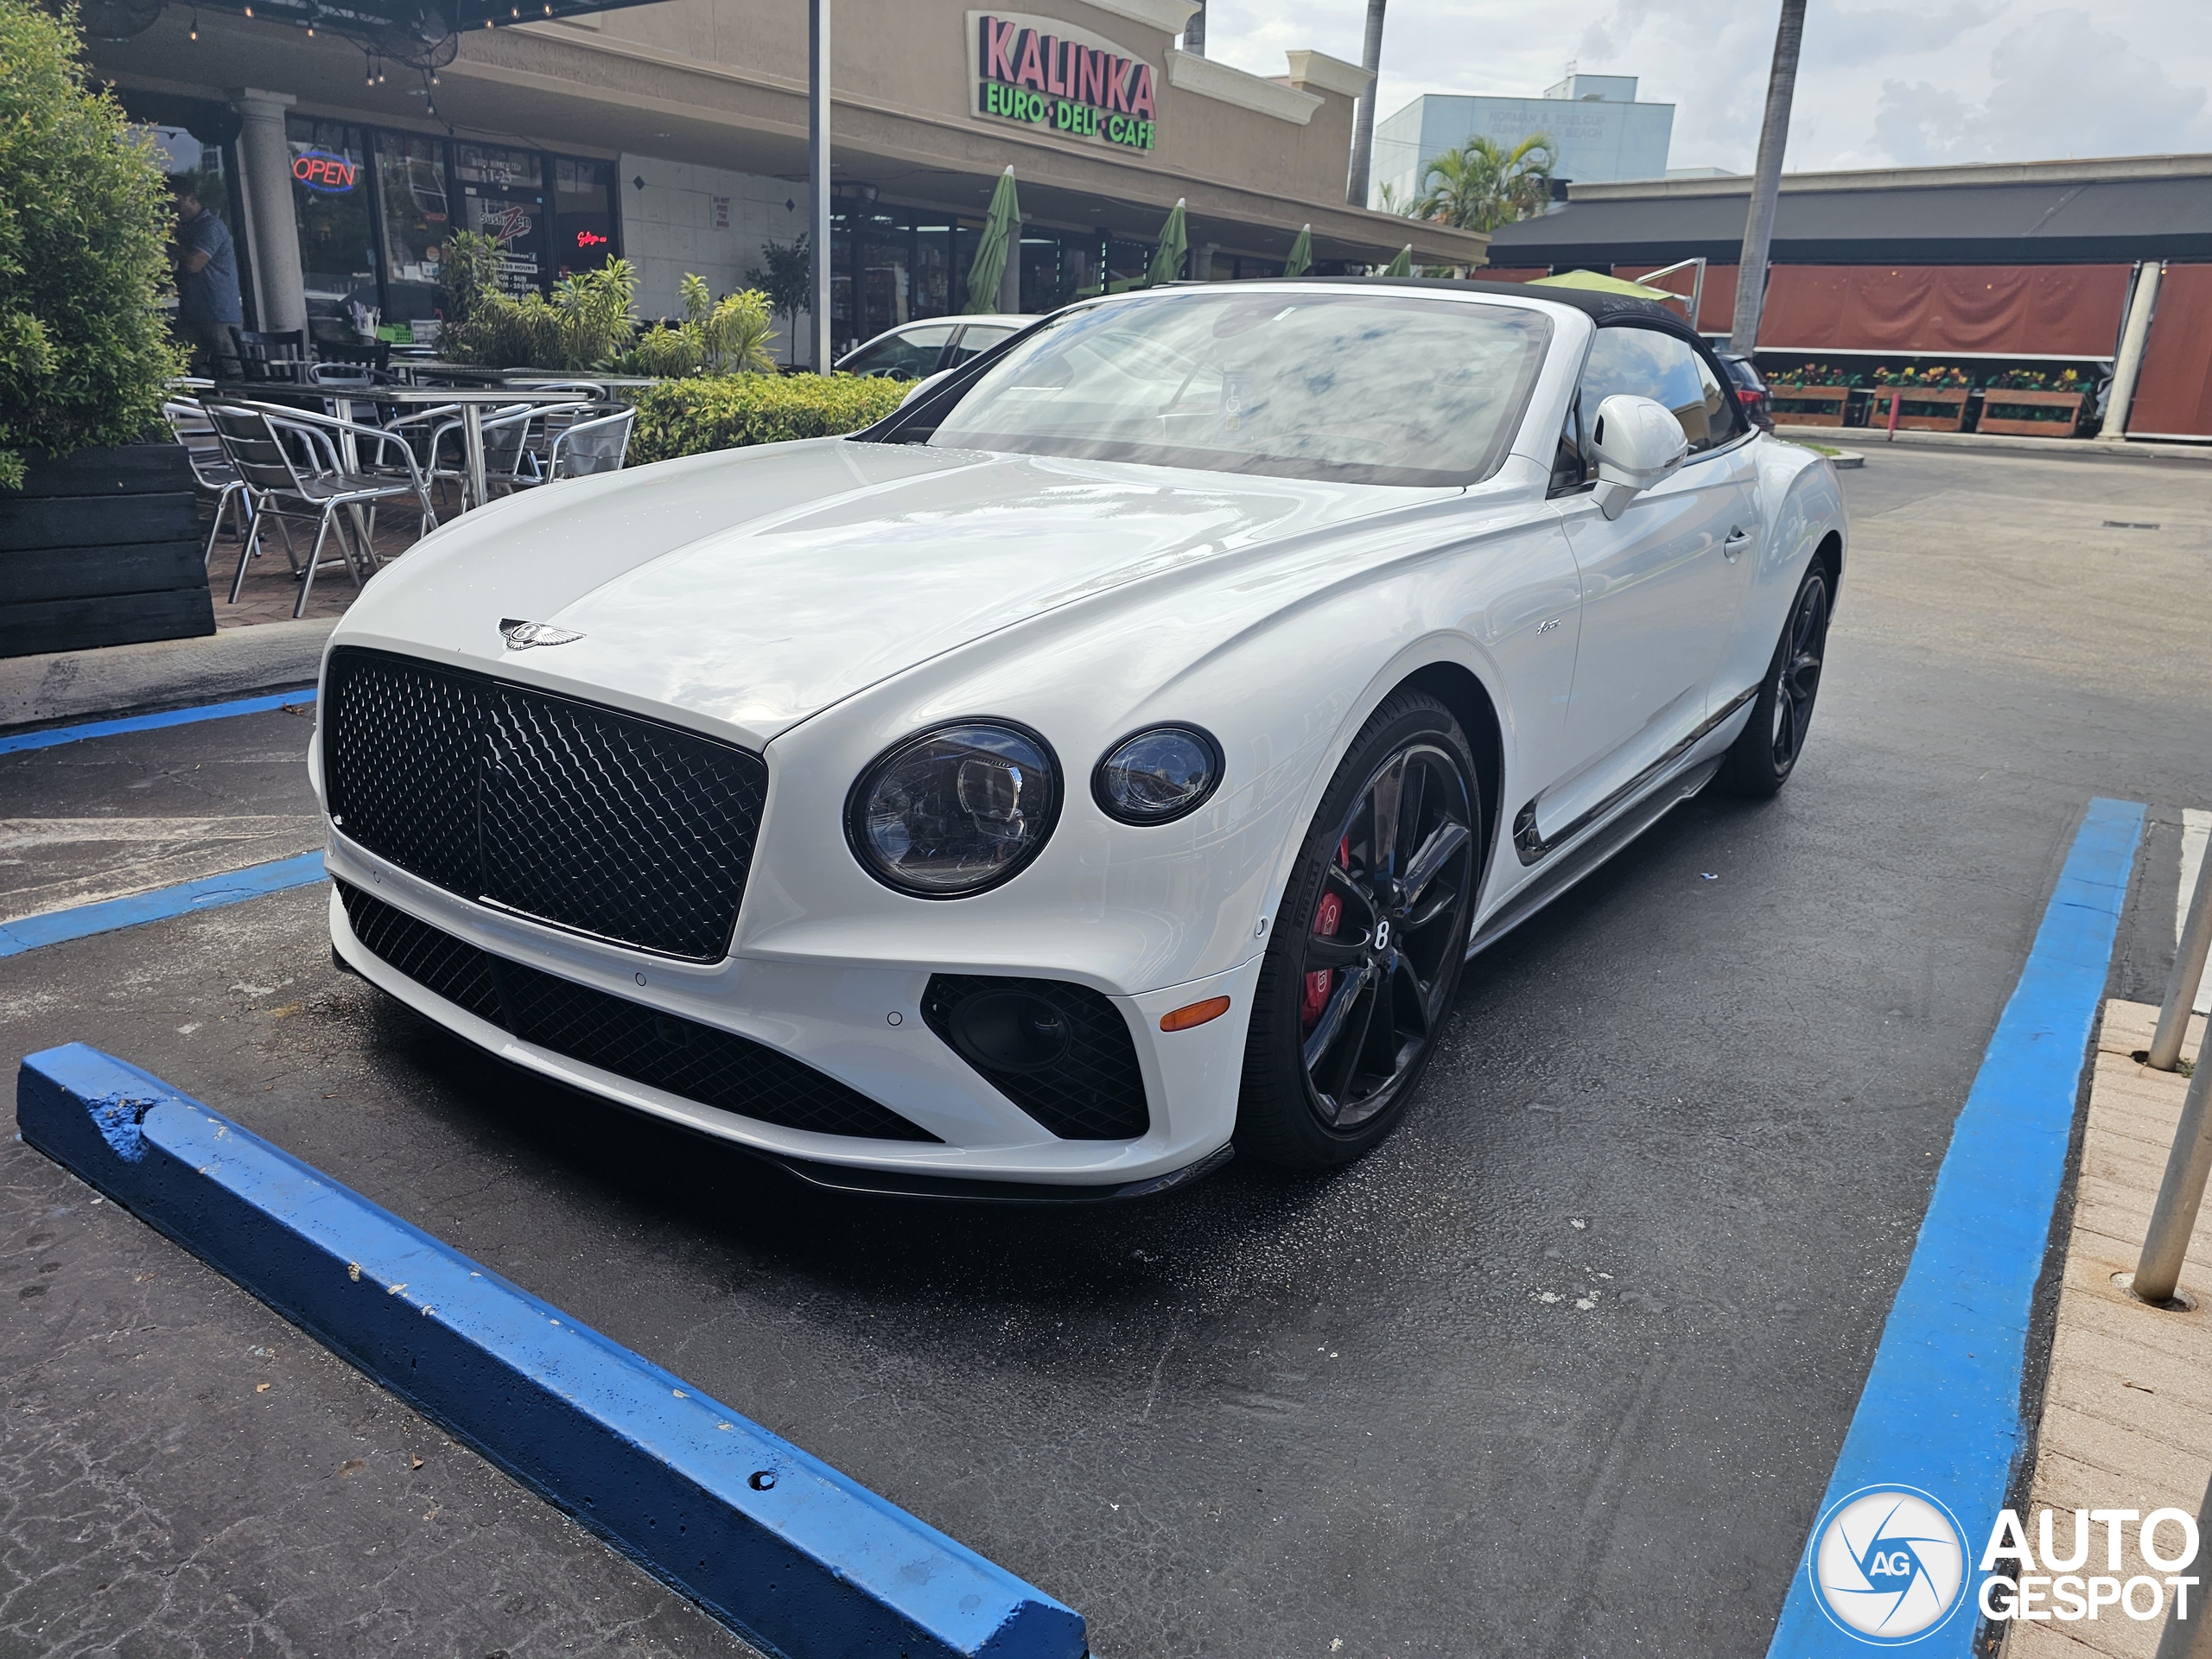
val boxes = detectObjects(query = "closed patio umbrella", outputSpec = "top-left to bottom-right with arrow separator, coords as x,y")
1146,198 -> 1189,287
964,167 -> 1020,315
1382,245 -> 1414,276
1283,224 -> 1313,279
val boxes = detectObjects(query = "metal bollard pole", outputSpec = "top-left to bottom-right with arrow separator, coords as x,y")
2135,1052 -> 2212,1304
2151,847 -> 2212,1072
2152,1462 -> 2212,1659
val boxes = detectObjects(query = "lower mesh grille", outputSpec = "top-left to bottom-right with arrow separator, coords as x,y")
921,974 -> 1150,1140
339,880 -> 937,1142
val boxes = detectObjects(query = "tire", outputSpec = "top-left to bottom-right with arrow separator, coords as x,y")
1720,560 -> 1833,798
1236,690 -> 1484,1168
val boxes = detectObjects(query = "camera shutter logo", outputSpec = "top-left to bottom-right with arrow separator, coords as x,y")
1808,1486 -> 1970,1643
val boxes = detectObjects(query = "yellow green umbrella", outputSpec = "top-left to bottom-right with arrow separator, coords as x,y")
1146,197 -> 1189,287
1529,268 -> 1675,302
1381,244 -> 1413,276
964,167 -> 1020,315
1283,223 -> 1313,279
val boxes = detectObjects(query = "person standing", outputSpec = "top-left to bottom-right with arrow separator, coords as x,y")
168,176 -> 242,378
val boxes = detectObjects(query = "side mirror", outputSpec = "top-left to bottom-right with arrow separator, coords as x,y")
1586,393 -> 1689,519
902,369 -> 950,404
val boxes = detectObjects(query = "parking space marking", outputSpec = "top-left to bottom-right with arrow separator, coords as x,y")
16,1044 -> 1088,1659
0,852 -> 327,957
0,687 -> 317,756
1765,796 -> 2145,1657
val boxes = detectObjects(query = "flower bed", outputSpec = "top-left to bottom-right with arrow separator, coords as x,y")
1866,387 -> 1970,432
1769,386 -> 1851,427
1976,389 -> 2088,436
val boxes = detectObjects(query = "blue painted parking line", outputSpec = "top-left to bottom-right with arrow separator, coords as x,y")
16,1045 -> 1087,1659
0,688 -> 318,756
1766,797 -> 2145,1656
0,852 -> 328,958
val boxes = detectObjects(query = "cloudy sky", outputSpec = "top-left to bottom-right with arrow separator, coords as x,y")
1200,1 -> 2212,174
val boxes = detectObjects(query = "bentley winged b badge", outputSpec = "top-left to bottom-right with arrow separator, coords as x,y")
499,619 -> 585,651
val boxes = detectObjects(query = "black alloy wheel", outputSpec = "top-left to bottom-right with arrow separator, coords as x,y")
1237,690 -> 1482,1167
1723,562 -> 1833,797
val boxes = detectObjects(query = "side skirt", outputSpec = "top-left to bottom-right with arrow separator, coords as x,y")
1466,756 -> 1724,959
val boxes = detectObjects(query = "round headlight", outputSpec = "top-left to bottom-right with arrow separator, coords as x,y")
1092,725 -> 1223,824
846,721 -> 1060,897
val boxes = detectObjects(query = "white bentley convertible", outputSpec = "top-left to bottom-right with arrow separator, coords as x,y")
315,280 -> 1845,1198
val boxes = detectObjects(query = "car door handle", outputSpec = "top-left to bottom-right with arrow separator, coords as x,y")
1723,526 -> 1752,561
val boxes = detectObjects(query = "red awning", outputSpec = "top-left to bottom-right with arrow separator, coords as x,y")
1755,264 -> 2133,358
1615,264 -> 1739,334
2126,264 -> 2212,438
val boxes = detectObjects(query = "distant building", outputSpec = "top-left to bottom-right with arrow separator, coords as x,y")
1369,73 -> 1675,211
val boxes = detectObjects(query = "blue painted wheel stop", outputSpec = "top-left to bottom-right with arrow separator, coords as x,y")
16,1044 -> 1088,1659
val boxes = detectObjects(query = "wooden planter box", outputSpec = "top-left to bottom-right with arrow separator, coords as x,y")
1866,387 -> 1970,432
1767,385 -> 1852,426
0,444 -> 212,658
1975,389 -> 2088,436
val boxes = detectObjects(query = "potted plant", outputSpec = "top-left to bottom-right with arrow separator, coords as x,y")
1765,364 -> 1858,427
1866,365 -> 1972,432
0,0 -> 204,658
1977,367 -> 2092,436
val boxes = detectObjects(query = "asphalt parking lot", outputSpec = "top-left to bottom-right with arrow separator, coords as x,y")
5,442 -> 2211,1659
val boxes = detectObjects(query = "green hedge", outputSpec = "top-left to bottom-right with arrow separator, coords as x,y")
628,372 -> 911,465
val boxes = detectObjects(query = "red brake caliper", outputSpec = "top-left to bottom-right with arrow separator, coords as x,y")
1301,836 -> 1351,1027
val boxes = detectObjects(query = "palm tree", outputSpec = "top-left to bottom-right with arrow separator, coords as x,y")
1412,134 -> 1559,233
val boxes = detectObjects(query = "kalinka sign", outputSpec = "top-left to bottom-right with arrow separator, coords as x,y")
972,12 -> 1157,149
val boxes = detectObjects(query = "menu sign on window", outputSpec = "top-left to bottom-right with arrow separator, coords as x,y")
969,11 -> 1157,149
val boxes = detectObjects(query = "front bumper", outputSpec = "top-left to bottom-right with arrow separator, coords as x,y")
326,838 -> 1258,1190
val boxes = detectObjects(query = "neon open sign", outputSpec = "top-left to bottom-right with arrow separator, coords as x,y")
575,230 -> 608,248
974,13 -> 1157,150
292,149 -> 359,192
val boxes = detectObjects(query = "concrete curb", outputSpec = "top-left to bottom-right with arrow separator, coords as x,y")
0,619 -> 334,733
1774,424 -> 2212,461
16,1044 -> 1089,1659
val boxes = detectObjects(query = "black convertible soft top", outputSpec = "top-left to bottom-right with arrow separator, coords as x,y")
1288,274 -> 1704,342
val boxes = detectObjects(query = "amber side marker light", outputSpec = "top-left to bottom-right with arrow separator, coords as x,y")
1160,995 -> 1231,1033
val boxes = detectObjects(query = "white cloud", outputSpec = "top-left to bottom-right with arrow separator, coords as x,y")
1195,0 -> 2212,176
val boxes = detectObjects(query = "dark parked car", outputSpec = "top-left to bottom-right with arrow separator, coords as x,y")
1718,350 -> 1774,433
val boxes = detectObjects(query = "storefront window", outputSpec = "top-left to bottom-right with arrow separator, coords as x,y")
454,142 -> 547,296
375,132 -> 452,327
912,221 -> 954,321
551,157 -> 616,280
287,116 -> 376,346
860,212 -> 912,337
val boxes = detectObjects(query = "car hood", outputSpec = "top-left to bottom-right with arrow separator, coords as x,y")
331,439 -> 1456,748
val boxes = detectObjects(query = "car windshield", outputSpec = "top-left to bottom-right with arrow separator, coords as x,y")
916,289 -> 1553,486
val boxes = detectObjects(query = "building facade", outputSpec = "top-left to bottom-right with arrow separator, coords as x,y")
95,0 -> 1488,366
1369,73 -> 1675,213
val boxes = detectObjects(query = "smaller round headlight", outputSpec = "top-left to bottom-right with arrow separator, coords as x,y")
1092,725 -> 1223,824
847,721 -> 1060,897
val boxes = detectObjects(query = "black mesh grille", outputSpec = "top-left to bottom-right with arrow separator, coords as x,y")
339,880 -> 936,1142
323,647 -> 766,962
921,974 -> 1150,1140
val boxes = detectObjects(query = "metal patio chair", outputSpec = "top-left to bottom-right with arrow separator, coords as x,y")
204,401 -> 439,619
229,327 -> 311,384
163,399 -> 254,569
540,405 -> 636,481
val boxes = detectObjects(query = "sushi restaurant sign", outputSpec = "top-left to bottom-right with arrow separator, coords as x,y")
969,11 -> 1158,149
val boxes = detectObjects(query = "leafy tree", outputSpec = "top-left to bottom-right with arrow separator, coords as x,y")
1413,134 -> 1560,233
745,236 -> 812,368
0,0 -> 184,489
